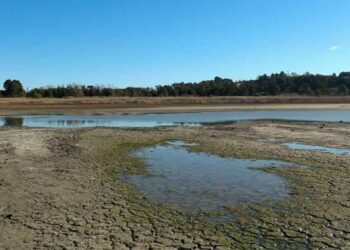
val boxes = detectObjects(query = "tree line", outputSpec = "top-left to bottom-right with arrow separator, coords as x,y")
2,71 -> 350,98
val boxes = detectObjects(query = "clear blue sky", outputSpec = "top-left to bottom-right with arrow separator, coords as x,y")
0,0 -> 349,89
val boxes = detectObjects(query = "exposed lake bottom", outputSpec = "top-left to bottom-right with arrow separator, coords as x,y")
1,120 -> 349,249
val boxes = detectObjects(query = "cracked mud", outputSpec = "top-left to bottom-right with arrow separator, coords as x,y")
0,121 -> 349,249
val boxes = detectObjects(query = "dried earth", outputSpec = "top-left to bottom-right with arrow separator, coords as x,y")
0,121 -> 349,249
1,96 -> 350,115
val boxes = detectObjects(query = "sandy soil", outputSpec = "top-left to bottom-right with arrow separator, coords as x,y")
1,96 -> 350,115
0,121 -> 349,249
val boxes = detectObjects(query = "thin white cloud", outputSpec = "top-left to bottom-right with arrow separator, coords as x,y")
329,45 -> 338,51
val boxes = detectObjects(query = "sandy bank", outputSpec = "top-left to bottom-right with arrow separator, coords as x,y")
1,96 -> 350,115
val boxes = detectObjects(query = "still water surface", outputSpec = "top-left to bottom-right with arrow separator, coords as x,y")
120,141 -> 302,211
1,110 -> 350,128
284,142 -> 350,155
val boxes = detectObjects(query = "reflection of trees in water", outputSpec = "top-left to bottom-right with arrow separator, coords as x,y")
2,117 -> 113,128
46,119 -> 104,127
46,119 -> 96,127
4,117 -> 24,127
47,120 -> 86,126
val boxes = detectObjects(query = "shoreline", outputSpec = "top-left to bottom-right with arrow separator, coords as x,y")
1,103 -> 350,115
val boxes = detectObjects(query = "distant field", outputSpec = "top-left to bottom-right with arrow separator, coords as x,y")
1,96 -> 350,115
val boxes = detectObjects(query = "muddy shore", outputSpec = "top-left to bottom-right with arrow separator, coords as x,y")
0,121 -> 349,249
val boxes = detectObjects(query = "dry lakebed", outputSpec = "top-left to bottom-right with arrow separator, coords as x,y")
0,119 -> 349,249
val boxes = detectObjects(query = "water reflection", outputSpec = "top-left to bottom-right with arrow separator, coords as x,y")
0,109 -> 350,128
3,117 -> 24,127
284,142 -> 350,155
120,141 -> 302,212
46,119 -> 97,127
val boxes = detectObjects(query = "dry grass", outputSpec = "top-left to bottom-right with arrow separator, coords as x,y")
1,96 -> 350,115
2,95 -> 350,105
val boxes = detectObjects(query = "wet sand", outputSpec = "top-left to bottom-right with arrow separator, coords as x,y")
0,121 -> 349,249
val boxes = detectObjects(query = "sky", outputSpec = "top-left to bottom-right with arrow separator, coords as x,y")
0,0 -> 349,89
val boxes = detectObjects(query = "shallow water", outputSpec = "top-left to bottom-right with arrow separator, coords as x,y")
284,142 -> 350,155
1,109 -> 350,128
120,141 -> 301,212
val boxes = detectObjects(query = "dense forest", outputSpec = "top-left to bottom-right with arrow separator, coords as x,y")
2,71 -> 350,98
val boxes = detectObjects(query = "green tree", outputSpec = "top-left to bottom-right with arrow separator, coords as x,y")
337,84 -> 349,95
298,83 -> 314,95
3,79 -> 25,97
26,89 -> 42,98
271,84 -> 281,95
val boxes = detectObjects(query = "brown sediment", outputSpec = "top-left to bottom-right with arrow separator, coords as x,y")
1,96 -> 350,115
0,121 -> 349,248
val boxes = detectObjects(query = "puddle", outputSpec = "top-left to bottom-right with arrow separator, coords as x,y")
120,141 -> 301,212
165,140 -> 199,147
284,142 -> 350,156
